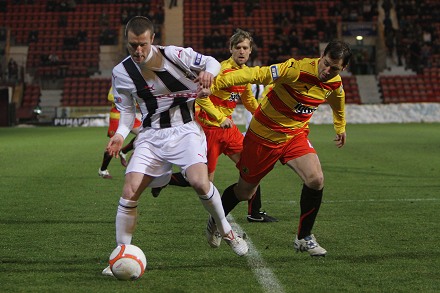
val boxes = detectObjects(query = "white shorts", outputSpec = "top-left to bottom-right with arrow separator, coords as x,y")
126,121 -> 207,187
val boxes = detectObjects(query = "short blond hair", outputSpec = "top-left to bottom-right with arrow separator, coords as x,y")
229,28 -> 253,50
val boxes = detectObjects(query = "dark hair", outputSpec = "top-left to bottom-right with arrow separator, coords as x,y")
124,16 -> 154,37
229,28 -> 253,50
323,40 -> 352,67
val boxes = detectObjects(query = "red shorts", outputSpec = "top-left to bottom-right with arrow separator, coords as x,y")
238,129 -> 316,184
107,117 -> 141,138
202,124 -> 244,174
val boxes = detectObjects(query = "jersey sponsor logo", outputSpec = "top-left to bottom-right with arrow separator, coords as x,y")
229,92 -> 241,102
114,96 -> 122,103
157,92 -> 198,99
294,103 -> 317,114
194,53 -> 202,65
270,65 -> 279,80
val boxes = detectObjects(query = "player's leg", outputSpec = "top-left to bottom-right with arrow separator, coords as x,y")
286,153 -> 324,237
222,135 -> 278,217
247,185 -> 279,222
103,172 -> 152,276
115,127 -> 168,245
286,153 -> 327,256
227,128 -> 278,223
116,172 -> 153,245
99,151 -> 113,178
175,123 -> 247,255
119,136 -> 136,167
186,162 -> 248,256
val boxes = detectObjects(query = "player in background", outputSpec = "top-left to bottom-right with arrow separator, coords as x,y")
197,29 -> 278,224
98,87 -> 141,179
241,83 -> 278,222
102,16 -> 248,276
199,40 -> 352,257
151,29 -> 278,225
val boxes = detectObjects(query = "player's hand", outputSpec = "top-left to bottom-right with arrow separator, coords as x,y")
220,117 -> 233,129
197,85 -> 211,98
106,134 -> 124,157
334,132 -> 346,148
195,71 -> 214,89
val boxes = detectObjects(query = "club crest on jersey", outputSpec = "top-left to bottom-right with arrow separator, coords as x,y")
270,65 -> 279,80
114,96 -> 122,103
194,53 -> 202,65
144,84 -> 155,91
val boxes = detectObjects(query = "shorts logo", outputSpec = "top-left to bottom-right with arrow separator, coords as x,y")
241,166 -> 249,174
114,97 -> 122,103
194,53 -> 202,65
270,65 -> 279,80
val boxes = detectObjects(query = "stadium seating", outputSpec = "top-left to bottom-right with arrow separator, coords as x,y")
341,76 -> 362,104
61,77 -> 111,107
379,75 -> 440,103
2,0 -> 439,112
15,84 -> 41,122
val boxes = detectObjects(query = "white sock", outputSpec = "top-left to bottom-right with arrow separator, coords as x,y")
199,182 -> 231,236
115,197 -> 138,245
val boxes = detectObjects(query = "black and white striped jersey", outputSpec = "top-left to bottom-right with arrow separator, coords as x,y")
112,45 -> 221,138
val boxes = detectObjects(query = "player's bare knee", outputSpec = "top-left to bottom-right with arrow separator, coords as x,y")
305,174 -> 324,190
191,180 -> 211,196
122,185 -> 140,201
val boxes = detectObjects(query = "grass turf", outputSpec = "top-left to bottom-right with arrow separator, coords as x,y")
0,123 -> 439,292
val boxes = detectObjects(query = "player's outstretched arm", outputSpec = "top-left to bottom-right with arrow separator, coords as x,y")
106,134 -> 124,158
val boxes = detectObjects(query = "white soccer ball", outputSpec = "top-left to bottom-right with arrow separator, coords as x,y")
109,244 -> 147,281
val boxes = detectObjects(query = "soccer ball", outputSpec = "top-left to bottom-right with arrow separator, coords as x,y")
109,244 -> 147,281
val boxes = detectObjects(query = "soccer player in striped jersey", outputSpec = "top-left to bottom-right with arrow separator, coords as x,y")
200,40 -> 352,256
102,16 -> 248,276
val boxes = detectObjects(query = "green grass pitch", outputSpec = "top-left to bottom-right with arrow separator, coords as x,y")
0,123 -> 439,292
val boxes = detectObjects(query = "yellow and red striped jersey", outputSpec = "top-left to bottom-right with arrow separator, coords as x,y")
108,87 -> 121,120
212,57 -> 346,146
196,57 -> 259,127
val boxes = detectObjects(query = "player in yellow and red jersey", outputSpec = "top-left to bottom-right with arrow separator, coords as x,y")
200,40 -> 352,256
197,29 -> 278,224
98,87 -> 141,179
153,29 -> 278,225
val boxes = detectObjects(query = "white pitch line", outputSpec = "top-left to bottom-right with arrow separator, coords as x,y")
281,198 -> 440,204
227,215 -> 285,293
